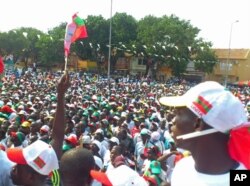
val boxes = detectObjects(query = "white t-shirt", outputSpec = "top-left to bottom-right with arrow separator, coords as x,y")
134,141 -> 145,172
94,155 -> 103,170
106,165 -> 148,186
171,156 -> 246,186
0,150 -> 15,186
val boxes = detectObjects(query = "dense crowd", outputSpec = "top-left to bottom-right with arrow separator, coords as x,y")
0,69 -> 250,186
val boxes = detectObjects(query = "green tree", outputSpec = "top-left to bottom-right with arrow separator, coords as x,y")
193,43 -> 218,73
84,15 -> 109,60
108,13 -> 138,73
136,14 -> 217,77
0,13 -> 217,75
0,28 -> 44,67
36,23 -> 65,68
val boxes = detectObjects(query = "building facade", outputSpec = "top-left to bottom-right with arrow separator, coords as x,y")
206,49 -> 250,84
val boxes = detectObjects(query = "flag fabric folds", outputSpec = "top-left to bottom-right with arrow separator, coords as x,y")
0,55 -> 4,74
64,13 -> 88,57
228,125 -> 250,169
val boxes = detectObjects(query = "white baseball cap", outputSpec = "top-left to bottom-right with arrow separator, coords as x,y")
7,140 -> 59,175
159,81 -> 248,133
109,137 -> 120,145
82,135 -> 91,144
92,140 -> 102,154
40,125 -> 50,133
151,131 -> 161,141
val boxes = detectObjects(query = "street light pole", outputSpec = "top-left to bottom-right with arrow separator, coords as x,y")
224,20 -> 239,87
107,0 -> 113,91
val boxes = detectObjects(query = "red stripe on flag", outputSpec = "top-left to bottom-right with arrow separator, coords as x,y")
71,26 -> 88,43
0,55 -> 4,74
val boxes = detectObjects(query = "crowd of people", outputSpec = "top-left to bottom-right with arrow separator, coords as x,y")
0,69 -> 250,186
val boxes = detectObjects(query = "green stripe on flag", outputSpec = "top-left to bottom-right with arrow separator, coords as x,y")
74,16 -> 85,26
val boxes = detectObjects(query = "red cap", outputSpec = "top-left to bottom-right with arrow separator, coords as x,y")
65,134 -> 78,146
7,148 -> 27,165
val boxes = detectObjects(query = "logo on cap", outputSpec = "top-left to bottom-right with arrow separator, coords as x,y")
192,96 -> 212,116
33,156 -> 46,169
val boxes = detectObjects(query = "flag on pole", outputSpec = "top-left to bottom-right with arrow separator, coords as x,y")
64,13 -> 88,57
0,55 -> 4,74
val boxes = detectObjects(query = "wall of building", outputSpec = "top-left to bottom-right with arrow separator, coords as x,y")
208,49 -> 250,83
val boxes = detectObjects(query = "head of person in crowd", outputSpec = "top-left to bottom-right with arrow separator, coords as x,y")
7,124 -> 18,136
10,131 -> 25,147
139,122 -> 147,130
160,119 -> 167,130
60,147 -> 95,186
110,145 -> 123,167
30,120 -> 41,135
133,117 -> 140,127
38,111 -> 48,123
87,106 -> 95,116
74,122 -> 84,139
91,139 -> 102,157
109,116 -> 118,127
63,134 -> 78,153
147,146 -> 161,162
17,107 -> 26,116
150,131 -> 161,143
159,81 -> 250,172
159,108 -> 165,118
1,104 -> 14,114
0,120 -> 9,133
0,128 -> 6,142
109,136 -> 120,150
150,121 -> 159,132
40,124 -> 50,136
64,120 -> 74,135
100,118 -> 109,129
117,128 -> 128,141
81,135 -> 92,150
140,128 -> 151,144
120,122 -> 129,132
19,121 -> 31,135
6,140 -> 59,186
94,128 -> 104,142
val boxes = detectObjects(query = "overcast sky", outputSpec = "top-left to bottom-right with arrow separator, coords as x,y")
0,0 -> 249,48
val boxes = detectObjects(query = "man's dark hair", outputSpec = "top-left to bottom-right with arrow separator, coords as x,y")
60,148 -> 95,186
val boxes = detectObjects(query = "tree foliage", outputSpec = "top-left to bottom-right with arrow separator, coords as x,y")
0,13 -> 217,75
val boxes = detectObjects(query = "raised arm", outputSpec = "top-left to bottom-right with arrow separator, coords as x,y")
50,72 -> 70,159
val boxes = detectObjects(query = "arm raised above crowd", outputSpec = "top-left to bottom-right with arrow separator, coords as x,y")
50,72 -> 70,159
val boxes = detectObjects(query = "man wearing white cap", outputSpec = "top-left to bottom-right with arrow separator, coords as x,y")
159,81 -> 250,186
6,140 -> 59,186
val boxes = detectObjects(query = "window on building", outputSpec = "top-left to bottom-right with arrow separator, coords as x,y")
138,58 -> 146,65
138,58 -> 143,65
